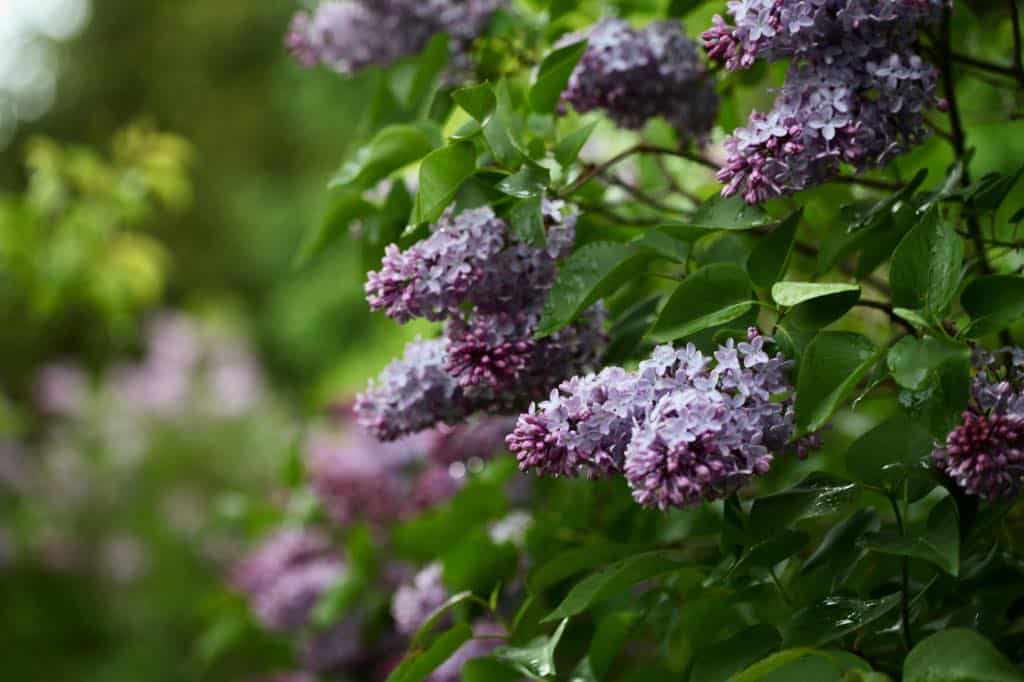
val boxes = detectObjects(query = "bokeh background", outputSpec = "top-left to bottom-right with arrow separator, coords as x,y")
0,0 -> 426,679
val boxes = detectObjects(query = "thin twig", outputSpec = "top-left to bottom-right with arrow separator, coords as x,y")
889,496 -> 914,652
950,51 -> 1022,82
1011,0 -> 1024,81
599,172 -> 684,214
557,143 -> 718,198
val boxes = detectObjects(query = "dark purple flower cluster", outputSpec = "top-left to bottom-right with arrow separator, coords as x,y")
933,349 -> 1024,501
285,0 -> 500,75
703,0 -> 948,203
358,203 -> 607,441
561,19 -> 718,141
508,329 -> 818,509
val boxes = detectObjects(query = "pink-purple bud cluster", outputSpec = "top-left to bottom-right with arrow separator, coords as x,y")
285,0 -> 500,75
933,349 -> 1024,501
358,203 -> 607,441
508,330 -> 818,510
704,0 -> 948,203
560,19 -> 718,141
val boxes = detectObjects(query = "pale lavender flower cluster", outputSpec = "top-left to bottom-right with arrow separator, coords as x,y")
391,562 -> 448,635
508,329 -> 817,509
429,620 -> 505,682
285,0 -> 500,75
704,0 -> 948,203
933,349 -> 1024,501
358,203 -> 607,441
561,19 -> 718,141
233,529 -> 347,632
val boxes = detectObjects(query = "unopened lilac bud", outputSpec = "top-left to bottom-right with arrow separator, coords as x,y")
934,412 -> 1024,502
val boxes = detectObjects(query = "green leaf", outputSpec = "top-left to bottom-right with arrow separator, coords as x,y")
386,623 -> 474,682
398,33 -> 449,114
749,473 -> 861,536
782,594 -> 901,648
730,649 -> 850,682
329,123 -> 439,190
527,543 -> 637,595
730,531 -> 809,576
633,228 -> 690,263
497,163 -> 550,199
507,196 -> 545,246
536,242 -> 650,337
748,209 -> 801,289
860,495 -> 960,576
452,82 -> 496,123
568,610 -> 643,682
462,658 -> 523,682
555,122 -> 598,167
773,282 -> 860,331
962,275 -> 1024,337
844,413 -> 936,491
689,625 -> 781,682
483,80 -> 525,169
904,628 -> 1024,682
410,591 -> 476,648
493,619 -> 568,679
887,336 -> 970,390
543,550 -> 690,622
529,40 -> 588,113
548,0 -> 580,21
772,282 -> 860,308
294,189 -> 375,267
658,195 -> 770,241
443,530 -> 519,595
898,352 -> 971,439
890,207 -> 963,317
647,263 -> 754,342
962,165 -> 1024,214
668,0 -> 704,17
412,141 -> 477,224
800,508 -> 880,579
795,332 -> 879,434
848,169 -> 928,233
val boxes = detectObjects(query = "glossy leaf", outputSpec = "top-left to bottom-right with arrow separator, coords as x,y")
497,163 -> 550,199
844,413 -> 935,490
647,263 -> 753,342
962,275 -> 1024,337
537,242 -> 650,337
749,473 -> 861,536
887,336 -> 970,390
493,618 -> 567,679
294,189 -> 375,266
412,141 -> 477,224
890,207 -> 963,317
848,169 -> 928,233
904,628 -> 1024,682
529,40 -> 587,113
633,229 -> 690,263
329,123 -> 439,190
568,610 -> 643,682
795,332 -> 879,434
773,282 -> 860,331
555,122 -> 597,167
507,195 -> 545,246
860,495 -> 960,576
543,550 -> 689,622
386,623 -> 474,682
452,82 -> 496,123
689,625 -> 781,682
748,209 -> 801,289
782,594 -> 900,647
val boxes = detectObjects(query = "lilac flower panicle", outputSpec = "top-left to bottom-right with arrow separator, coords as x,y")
355,338 -> 471,441
705,0 -> 948,202
365,207 -> 506,323
392,562 -> 448,635
286,0 -> 501,75
933,349 -> 1024,501
561,19 -> 718,140
512,329 -> 817,508
233,529 -> 346,632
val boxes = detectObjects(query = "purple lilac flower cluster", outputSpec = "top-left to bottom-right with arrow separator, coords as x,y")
358,203 -> 607,441
308,407 -> 514,526
285,0 -> 500,75
560,19 -> 718,141
233,529 -> 347,633
703,1 -> 949,203
508,329 -> 818,510
933,348 -> 1024,501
